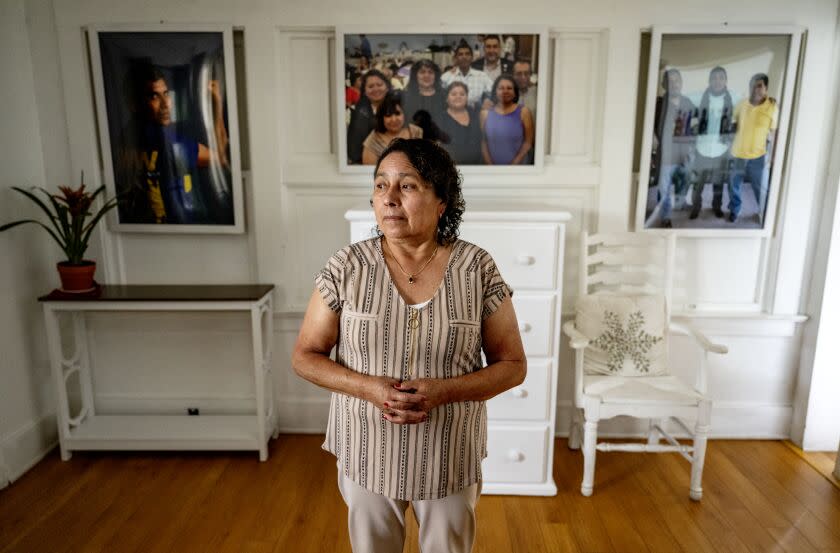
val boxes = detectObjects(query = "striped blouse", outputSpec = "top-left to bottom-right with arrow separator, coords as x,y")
315,237 -> 513,500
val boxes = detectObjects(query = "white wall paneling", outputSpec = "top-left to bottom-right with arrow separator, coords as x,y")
549,30 -> 607,164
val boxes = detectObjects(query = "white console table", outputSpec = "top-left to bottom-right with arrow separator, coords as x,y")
346,206 -> 571,496
40,284 -> 278,461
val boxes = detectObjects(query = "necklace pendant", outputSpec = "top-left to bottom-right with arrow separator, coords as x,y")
408,276 -> 415,284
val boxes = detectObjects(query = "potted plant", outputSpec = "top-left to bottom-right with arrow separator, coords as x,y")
0,173 -> 119,291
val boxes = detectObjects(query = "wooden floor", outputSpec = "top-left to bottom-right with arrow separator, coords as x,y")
2,436 -> 840,553
794,444 -> 840,490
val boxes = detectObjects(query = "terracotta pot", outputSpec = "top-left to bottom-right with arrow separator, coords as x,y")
57,261 -> 97,291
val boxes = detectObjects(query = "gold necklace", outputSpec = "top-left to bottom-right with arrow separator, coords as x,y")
383,238 -> 438,285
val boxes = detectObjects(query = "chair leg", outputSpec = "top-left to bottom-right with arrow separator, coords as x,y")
647,419 -> 659,445
568,408 -> 583,450
581,418 -> 598,497
690,400 -> 712,501
647,417 -> 667,445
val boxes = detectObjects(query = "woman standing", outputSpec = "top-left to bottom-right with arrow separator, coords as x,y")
347,70 -> 391,164
439,82 -> 482,164
361,93 -> 423,165
292,139 -> 526,553
480,75 -> 534,165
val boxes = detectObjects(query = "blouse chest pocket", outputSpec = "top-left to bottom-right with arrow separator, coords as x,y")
445,319 -> 482,377
338,309 -> 378,375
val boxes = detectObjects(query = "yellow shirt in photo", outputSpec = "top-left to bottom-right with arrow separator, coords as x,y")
731,98 -> 778,159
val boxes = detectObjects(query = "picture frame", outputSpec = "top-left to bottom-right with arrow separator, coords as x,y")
336,26 -> 549,174
88,24 -> 245,233
635,25 -> 803,236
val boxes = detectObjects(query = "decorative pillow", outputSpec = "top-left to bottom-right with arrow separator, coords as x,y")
575,294 -> 669,377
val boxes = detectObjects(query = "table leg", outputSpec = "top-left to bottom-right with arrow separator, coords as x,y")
43,306 -> 71,460
251,300 -> 267,461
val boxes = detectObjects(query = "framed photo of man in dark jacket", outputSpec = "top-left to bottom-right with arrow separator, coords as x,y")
89,25 -> 244,233
635,26 -> 802,235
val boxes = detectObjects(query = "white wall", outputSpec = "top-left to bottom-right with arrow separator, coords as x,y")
791,5 -> 840,450
3,0 -> 840,482
0,0 -> 67,486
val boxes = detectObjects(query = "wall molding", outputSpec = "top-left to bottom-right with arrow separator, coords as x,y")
1,413 -> 57,485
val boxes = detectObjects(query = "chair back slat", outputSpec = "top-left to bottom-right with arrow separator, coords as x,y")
580,231 -> 676,319
588,269 -> 657,286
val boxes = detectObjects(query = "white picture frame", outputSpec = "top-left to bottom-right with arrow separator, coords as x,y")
635,25 -> 803,236
88,24 -> 245,233
335,25 -> 549,175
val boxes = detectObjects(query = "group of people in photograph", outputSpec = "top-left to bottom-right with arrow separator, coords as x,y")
651,66 -> 779,227
345,35 -> 537,166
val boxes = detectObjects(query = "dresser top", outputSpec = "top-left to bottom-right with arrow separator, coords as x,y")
39,284 -> 275,302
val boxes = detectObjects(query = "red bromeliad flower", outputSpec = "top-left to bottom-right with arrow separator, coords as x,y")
55,184 -> 93,216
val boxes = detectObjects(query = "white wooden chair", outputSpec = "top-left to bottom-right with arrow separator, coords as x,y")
563,232 -> 727,500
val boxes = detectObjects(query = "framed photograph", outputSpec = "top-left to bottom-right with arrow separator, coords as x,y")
336,26 -> 548,174
635,26 -> 802,235
88,25 -> 244,233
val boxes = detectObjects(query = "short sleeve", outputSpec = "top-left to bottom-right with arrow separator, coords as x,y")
314,248 -> 349,313
361,131 -> 376,153
770,102 -> 779,130
480,253 -> 514,321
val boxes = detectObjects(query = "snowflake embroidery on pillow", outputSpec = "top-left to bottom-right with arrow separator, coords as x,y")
592,310 -> 662,373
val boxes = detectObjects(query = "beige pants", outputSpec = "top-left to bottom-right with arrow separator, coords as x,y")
337,470 -> 480,553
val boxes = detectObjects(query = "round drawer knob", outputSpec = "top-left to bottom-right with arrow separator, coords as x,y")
518,322 -> 532,333
510,388 -> 527,398
515,255 -> 536,266
507,450 -> 525,462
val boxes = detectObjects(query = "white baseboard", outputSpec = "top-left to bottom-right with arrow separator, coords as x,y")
1,413 -> 58,485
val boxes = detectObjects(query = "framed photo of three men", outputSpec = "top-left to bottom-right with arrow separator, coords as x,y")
636,26 -> 803,235
337,27 -> 548,173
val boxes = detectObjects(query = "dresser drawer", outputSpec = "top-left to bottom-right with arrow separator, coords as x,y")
483,424 -> 550,483
512,295 -> 555,356
487,358 -> 551,421
458,224 -> 558,290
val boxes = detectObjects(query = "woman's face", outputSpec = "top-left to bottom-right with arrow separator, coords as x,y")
447,86 -> 467,110
416,66 -> 436,89
365,76 -> 388,104
383,107 -> 405,133
373,152 -> 445,243
495,79 -> 516,106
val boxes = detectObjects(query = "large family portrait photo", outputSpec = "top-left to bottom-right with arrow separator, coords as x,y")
337,29 -> 546,172
89,27 -> 244,233
636,28 -> 801,234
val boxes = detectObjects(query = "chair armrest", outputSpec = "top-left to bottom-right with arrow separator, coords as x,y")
669,321 -> 728,354
563,321 -> 590,349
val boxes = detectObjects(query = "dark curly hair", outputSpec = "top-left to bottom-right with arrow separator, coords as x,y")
490,74 -> 519,105
373,138 -> 465,246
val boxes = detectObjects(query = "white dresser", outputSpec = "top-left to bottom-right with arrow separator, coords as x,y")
346,206 -> 570,496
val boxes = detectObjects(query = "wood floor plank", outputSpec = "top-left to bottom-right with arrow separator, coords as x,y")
2,436 -> 839,553
717,441 -> 840,551
766,526 -> 821,553
474,496 -> 513,553
539,522 -> 582,553
747,442 -> 840,537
